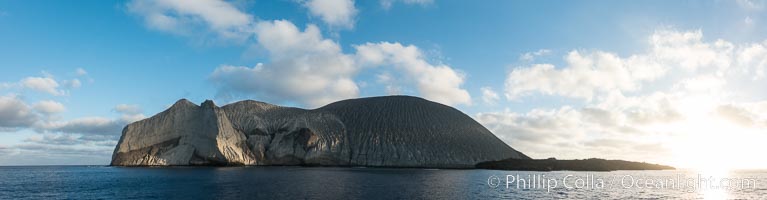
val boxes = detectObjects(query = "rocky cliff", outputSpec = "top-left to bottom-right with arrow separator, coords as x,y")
111,96 -> 529,168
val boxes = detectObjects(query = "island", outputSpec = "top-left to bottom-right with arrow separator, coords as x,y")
111,96 -> 528,168
476,158 -> 675,171
111,95 -> 672,171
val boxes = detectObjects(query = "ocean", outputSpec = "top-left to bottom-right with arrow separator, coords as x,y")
0,166 -> 765,199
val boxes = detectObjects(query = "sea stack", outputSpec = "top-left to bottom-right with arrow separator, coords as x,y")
111,96 -> 529,168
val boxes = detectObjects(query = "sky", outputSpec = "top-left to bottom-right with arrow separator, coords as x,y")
1,0 -> 767,169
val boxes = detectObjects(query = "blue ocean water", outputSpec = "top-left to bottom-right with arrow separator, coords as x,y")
0,166 -> 765,199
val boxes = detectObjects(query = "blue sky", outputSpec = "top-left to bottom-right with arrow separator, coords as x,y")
1,0 -> 767,168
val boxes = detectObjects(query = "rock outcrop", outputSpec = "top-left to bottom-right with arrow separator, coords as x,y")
111,96 -> 529,168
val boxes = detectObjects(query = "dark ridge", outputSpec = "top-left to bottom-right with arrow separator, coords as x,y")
476,158 -> 675,171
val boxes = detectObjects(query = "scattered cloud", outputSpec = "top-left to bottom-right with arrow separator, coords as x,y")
33,100 -> 66,115
114,104 -> 142,114
25,134 -> 81,146
380,0 -> 434,10
649,29 -> 732,71
0,145 -> 13,155
0,94 -> 38,129
41,117 -> 123,137
476,104 -> 677,163
519,49 -> 551,62
27,104 -> 145,147
715,103 -> 767,127
736,40 -> 767,79
299,0 -> 357,29
215,40 -> 471,107
0,68 -> 140,163
486,29 -> 767,167
114,104 -> 146,123
504,29 -> 738,100
745,16 -> 755,26
737,0 -> 764,10
376,72 -> 402,95
0,70 -> 86,96
36,103 -> 146,138
356,42 -> 471,106
0,87 -> 142,149
0,70 -> 92,130
61,79 -> 82,89
14,143 -> 113,156
21,76 -> 65,96
75,68 -> 88,76
211,20 -> 358,108
506,51 -> 651,100
128,0 -> 359,107
129,0 -> 467,108
480,87 -> 499,105
126,0 -> 256,42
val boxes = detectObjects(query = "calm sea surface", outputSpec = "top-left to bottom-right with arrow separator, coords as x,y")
1,166 -> 765,199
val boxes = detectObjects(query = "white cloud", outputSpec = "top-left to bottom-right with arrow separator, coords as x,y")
476,103 -> 678,163
21,76 -> 64,96
737,0 -> 763,10
253,20 -> 349,61
211,20 -> 359,108
1,71 -> 86,96
649,29 -> 732,71
75,68 -> 88,76
715,102 -> 767,127
33,100 -> 66,115
18,103 -> 146,149
62,79 -> 82,89
745,16 -> 755,26
126,0 -> 255,41
380,0 -> 433,10
0,95 -> 38,128
0,145 -> 13,155
0,71 -> 136,163
673,75 -> 726,92
130,0 -> 469,107
127,0 -> 357,106
25,134 -> 81,146
114,104 -> 142,114
0,70 -> 93,130
505,29 -> 739,100
40,117 -> 123,138
519,49 -> 551,62
491,29 -> 767,168
13,143 -> 113,156
210,20 -> 467,107
376,72 -> 402,95
0,90 -> 141,145
506,51 -> 653,100
356,42 -> 471,106
736,41 -> 767,79
480,87 -> 499,105
114,104 -> 146,123
300,0 -> 357,29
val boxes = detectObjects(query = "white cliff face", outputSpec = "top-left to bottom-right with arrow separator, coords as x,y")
111,99 -> 255,165
111,96 -> 529,167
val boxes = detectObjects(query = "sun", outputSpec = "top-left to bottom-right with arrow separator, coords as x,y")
667,95 -> 765,172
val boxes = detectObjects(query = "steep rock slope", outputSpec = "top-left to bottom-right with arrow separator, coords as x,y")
111,96 -> 528,168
